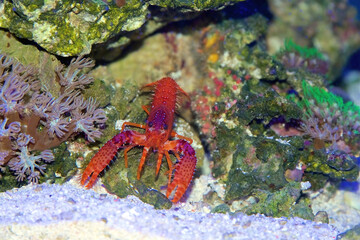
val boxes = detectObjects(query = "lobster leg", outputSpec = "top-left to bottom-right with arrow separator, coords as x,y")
155,149 -> 179,178
171,131 -> 193,144
164,151 -> 174,184
124,145 -> 136,168
137,146 -> 150,180
155,152 -> 164,176
81,130 -> 145,188
121,122 -> 146,132
163,139 -> 197,202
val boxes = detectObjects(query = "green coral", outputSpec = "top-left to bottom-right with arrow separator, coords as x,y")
282,38 -> 324,60
289,80 -> 360,145
300,80 -> 360,125
287,80 -> 360,187
276,38 -> 329,77
0,28 -> 59,67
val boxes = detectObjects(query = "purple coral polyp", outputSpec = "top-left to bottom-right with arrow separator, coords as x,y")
9,137 -> 48,183
0,118 -> 21,137
0,54 -> 107,183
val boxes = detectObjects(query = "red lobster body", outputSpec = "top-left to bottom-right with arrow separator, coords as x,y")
81,77 -> 197,202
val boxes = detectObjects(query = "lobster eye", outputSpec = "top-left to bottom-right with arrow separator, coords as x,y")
163,124 -> 168,130
148,121 -> 153,127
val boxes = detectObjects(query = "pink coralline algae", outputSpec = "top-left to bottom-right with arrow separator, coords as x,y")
0,54 -> 107,183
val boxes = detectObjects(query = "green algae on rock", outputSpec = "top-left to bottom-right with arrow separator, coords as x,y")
148,0 -> 245,10
186,9 -> 360,219
337,224 -> 360,240
101,150 -> 172,209
225,135 -> 303,201
235,86 -> 302,126
42,142 -> 76,184
209,81 -> 303,181
0,0 -> 147,56
243,182 -> 314,220
0,0 -> 245,57
301,148 -> 359,185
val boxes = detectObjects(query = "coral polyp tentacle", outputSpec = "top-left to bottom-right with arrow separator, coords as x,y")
81,77 -> 197,203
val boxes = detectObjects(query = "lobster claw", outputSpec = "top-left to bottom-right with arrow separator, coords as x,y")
165,140 -> 197,202
81,137 -> 120,188
81,131 -> 142,188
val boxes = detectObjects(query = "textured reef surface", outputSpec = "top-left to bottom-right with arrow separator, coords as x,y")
1,0 -> 360,239
0,0 -> 245,57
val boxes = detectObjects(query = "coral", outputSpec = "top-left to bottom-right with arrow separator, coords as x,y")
0,54 -> 106,184
295,80 -> 360,144
267,0 -> 360,82
289,80 -> 359,185
283,38 -> 324,59
185,12 -> 357,217
182,11 -> 356,219
278,39 -> 329,75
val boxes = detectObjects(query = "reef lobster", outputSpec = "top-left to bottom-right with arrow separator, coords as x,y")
81,77 -> 197,202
